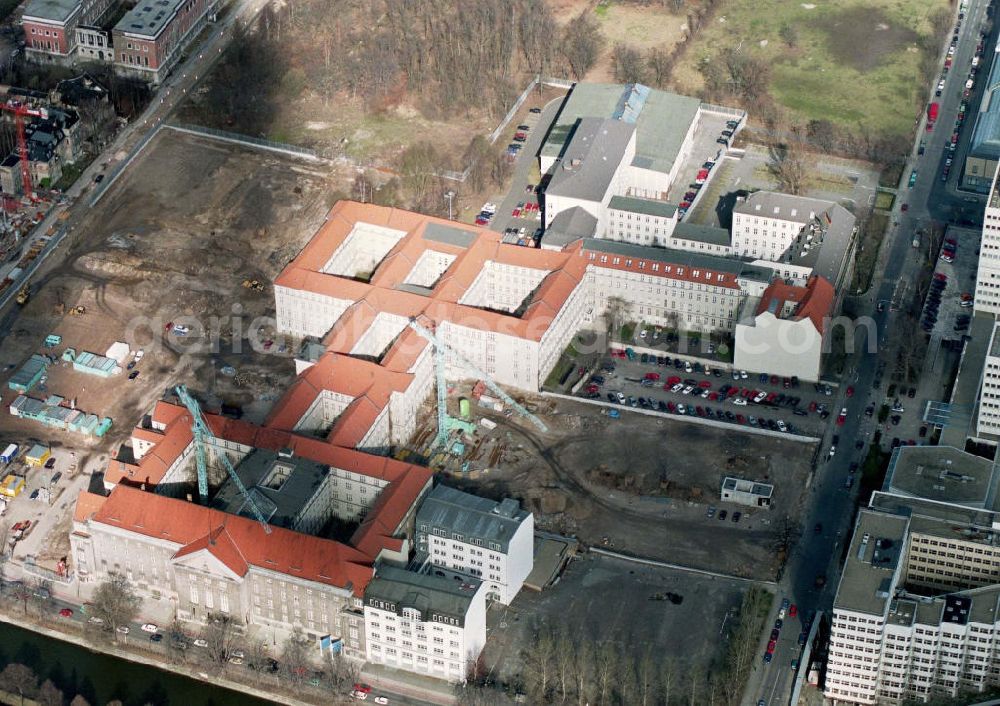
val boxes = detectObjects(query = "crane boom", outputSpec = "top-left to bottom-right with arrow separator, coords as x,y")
174,385 -> 271,533
407,319 -> 548,433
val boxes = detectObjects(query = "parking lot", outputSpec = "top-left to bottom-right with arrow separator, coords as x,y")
484,552 -> 750,682
686,144 -> 881,229
666,111 -> 740,217
919,226 -> 977,339
565,348 -> 845,440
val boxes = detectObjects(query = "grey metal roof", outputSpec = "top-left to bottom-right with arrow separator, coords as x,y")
114,0 -> 187,39
416,485 -> 529,553
541,83 -> 702,175
672,221 -> 732,247
735,191 -> 855,285
23,0 -> 79,23
970,48 -> 1000,159
364,565 -> 481,624
543,206 -> 597,248
607,195 -> 677,219
546,118 -> 635,202
581,238 -> 774,283
212,449 -> 330,531
424,222 -> 477,248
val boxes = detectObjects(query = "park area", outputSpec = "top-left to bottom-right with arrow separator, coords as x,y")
671,0 -> 951,140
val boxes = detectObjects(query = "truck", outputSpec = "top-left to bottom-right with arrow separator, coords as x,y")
927,102 -> 939,130
0,444 -> 17,464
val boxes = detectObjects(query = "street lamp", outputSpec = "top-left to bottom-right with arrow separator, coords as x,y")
445,190 -> 455,220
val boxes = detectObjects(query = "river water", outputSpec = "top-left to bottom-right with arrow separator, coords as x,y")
0,622 -> 275,706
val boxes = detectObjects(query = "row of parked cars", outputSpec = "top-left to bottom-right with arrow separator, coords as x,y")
602,389 -> 797,432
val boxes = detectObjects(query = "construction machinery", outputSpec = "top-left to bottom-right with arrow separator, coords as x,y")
15,285 -> 28,305
68,306 -> 85,316
174,385 -> 272,533
406,318 -> 547,449
241,279 -> 265,292
0,100 -> 47,201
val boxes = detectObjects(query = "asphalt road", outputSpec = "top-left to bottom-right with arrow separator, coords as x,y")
745,2 -> 990,704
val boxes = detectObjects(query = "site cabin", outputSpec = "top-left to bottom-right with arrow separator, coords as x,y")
0,444 -> 17,464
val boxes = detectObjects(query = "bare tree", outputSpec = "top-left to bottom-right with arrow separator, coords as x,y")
280,629 -> 311,686
553,628 -> 574,702
658,658 -> 676,706
636,648 -> 655,706
779,23 -> 798,48
36,680 -> 62,706
90,572 -> 139,635
76,98 -> 117,152
0,664 -> 37,706
646,48 -> 672,89
69,696 -> 92,706
560,11 -> 604,80
593,640 -> 617,705
611,43 -> 647,84
9,581 -> 31,614
522,626 -> 555,701
201,612 -> 240,667
573,638 -> 593,705
769,144 -> 806,195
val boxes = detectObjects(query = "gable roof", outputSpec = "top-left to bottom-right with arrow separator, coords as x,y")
754,275 -> 835,332
90,485 -> 374,595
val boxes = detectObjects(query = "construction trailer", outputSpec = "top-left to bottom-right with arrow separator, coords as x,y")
25,443 -> 50,467
8,353 -> 48,393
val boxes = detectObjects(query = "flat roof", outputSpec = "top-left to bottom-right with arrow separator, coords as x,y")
114,0 -> 185,39
607,195 -> 677,219
546,117 -> 635,202
833,508 -> 909,616
673,221 -> 732,247
424,222 -> 477,249
970,48 -> 1000,159
541,83 -> 703,176
870,492 -> 1000,542
364,565 -> 480,624
883,445 -> 998,507
23,0 -> 79,23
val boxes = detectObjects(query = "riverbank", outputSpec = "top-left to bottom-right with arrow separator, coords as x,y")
0,609 -> 287,706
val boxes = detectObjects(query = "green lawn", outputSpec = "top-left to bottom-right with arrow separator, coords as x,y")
675,0 -> 949,140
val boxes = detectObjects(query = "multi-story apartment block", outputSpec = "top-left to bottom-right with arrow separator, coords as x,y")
23,0 -> 116,59
416,485 -> 533,605
112,0 -> 219,82
363,565 -> 487,682
975,321 -> 1000,437
734,276 -> 835,382
22,0 -> 218,83
975,163 -> 1000,316
826,445 -> 1000,704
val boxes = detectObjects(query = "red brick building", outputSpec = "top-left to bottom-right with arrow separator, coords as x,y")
112,0 -> 219,83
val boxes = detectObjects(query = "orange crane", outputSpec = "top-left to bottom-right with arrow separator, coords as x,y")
0,101 -> 45,201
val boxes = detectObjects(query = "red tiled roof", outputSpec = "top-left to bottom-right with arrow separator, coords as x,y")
74,490 -> 107,523
755,275 -> 835,332
91,485 -> 374,595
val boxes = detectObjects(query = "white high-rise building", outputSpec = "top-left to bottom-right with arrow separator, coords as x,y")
363,565 -> 487,683
416,485 -> 534,605
825,446 -> 1000,704
975,320 -> 1000,437
974,162 -> 1000,315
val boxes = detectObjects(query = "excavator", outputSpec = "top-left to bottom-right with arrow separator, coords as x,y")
241,279 -> 265,292
14,286 -> 28,306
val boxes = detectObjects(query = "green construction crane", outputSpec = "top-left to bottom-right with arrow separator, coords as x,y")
174,385 -> 272,534
406,318 -> 547,448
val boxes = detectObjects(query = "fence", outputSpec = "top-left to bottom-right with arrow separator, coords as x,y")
699,102 -> 747,119
165,123 -> 323,162
89,123 -> 163,207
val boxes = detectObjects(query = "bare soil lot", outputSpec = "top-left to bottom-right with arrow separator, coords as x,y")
487,552 -> 752,682
0,129 -> 341,468
453,397 -> 815,581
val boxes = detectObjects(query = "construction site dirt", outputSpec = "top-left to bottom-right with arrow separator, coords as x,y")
432,394 -> 816,582
0,130 -> 343,495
